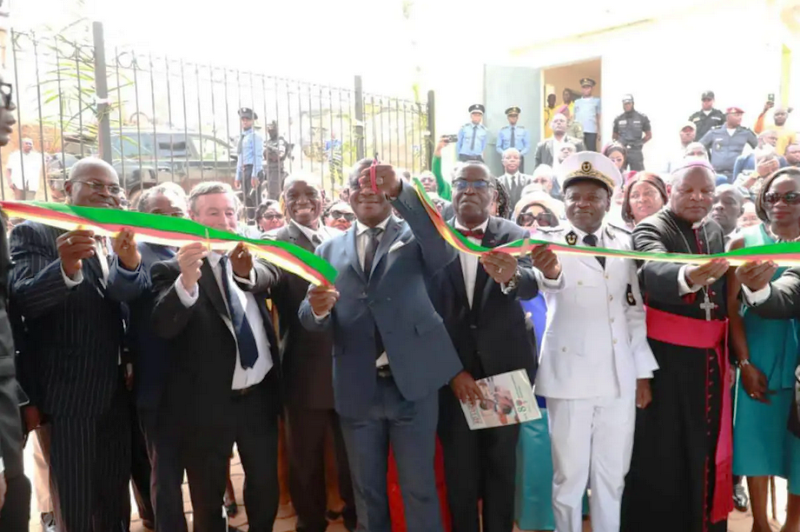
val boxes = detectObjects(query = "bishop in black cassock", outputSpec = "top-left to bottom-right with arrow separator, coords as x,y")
622,160 -> 732,532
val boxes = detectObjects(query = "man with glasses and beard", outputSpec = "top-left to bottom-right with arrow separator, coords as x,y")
10,157 -> 132,531
622,159 -> 732,532
271,175 -> 357,532
533,152 -> 657,532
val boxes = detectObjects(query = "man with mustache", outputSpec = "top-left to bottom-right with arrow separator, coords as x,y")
299,159 -> 462,531
10,158 -> 132,531
270,175 -> 356,532
533,152 -> 657,532
151,182 -> 282,532
622,159 -> 732,532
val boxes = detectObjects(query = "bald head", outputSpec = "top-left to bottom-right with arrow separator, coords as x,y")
65,157 -> 121,208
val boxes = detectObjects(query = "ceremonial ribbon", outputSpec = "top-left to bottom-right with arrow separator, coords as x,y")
0,201 -> 338,287
410,178 -> 800,266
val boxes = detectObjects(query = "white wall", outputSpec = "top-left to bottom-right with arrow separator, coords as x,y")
433,0 -> 800,173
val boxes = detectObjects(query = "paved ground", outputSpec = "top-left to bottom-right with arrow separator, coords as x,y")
24,443 -> 788,531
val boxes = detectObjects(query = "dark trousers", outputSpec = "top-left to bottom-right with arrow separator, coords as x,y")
0,474 -> 31,532
583,133 -> 598,152
45,384 -> 131,532
438,389 -> 519,532
241,164 -> 259,222
285,404 -> 356,532
340,377 -> 441,532
626,148 -> 645,171
178,381 -> 279,532
130,403 -> 154,526
140,407 -> 188,532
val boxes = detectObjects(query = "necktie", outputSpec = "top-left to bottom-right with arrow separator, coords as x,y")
311,233 -> 323,248
457,228 -> 485,239
470,125 -> 478,151
363,227 -> 383,278
510,126 -> 516,148
219,256 -> 259,369
583,234 -> 605,268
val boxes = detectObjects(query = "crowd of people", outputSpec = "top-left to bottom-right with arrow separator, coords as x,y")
0,66 -> 799,532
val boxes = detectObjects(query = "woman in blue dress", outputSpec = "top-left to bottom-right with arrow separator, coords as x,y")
728,167 -> 800,532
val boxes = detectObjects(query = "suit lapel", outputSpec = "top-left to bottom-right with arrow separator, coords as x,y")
286,222 -> 315,252
369,218 -> 401,280
345,226 -> 367,283
446,219 -> 470,309
199,259 -> 229,320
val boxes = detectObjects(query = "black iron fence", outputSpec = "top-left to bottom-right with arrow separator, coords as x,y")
2,21 -> 434,204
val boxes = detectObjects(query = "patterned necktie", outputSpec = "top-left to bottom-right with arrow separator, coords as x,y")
510,126 -> 516,148
470,125 -> 478,151
583,234 -> 605,268
219,256 -> 259,369
363,227 -> 383,279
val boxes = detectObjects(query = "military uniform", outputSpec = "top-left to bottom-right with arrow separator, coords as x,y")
496,106 -> 531,172
535,152 -> 657,532
264,121 -> 292,200
457,104 -> 487,162
612,96 -> 651,171
699,110 -> 757,180
689,91 -> 726,140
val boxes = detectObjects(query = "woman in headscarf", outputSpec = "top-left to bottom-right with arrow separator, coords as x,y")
620,172 -> 668,230
512,192 -> 564,231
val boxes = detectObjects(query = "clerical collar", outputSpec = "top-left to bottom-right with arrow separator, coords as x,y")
355,216 -> 391,236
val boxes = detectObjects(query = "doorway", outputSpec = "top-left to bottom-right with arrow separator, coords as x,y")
542,58 -> 602,142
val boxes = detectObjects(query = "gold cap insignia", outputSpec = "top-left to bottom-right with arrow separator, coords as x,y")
566,231 -> 578,246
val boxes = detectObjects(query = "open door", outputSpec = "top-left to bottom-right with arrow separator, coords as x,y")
483,64 -> 542,176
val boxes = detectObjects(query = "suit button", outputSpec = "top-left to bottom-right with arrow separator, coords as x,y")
610,318 -> 615,324
470,324 -> 478,330
562,347 -> 567,352
386,297 -> 391,302
605,274 -> 610,280
578,281 -> 583,286
609,295 -> 613,301
613,338 -> 618,345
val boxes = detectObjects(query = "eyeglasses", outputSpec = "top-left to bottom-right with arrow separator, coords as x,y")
262,212 -> 284,221
764,191 -> 800,205
0,83 -> 13,109
517,211 -> 557,227
453,179 -> 490,191
74,180 -> 122,195
330,210 -> 355,222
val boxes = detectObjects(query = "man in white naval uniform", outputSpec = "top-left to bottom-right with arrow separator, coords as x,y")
532,151 -> 659,532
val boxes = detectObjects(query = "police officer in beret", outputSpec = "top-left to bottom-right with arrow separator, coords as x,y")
688,91 -> 726,140
236,107 -> 264,222
699,106 -> 758,181
457,104 -> 488,162
496,106 -> 531,172
612,94 -> 652,171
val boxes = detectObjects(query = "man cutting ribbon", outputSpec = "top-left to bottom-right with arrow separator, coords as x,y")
622,158 -> 732,532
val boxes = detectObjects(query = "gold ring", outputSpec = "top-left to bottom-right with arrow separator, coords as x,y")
498,267 -> 504,273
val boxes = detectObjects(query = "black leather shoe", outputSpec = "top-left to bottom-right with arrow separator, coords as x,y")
733,483 -> 749,512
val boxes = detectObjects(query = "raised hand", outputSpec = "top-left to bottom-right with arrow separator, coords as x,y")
308,285 -> 339,316
530,244 -> 561,280
57,230 -> 97,278
177,242 -> 207,292
685,258 -> 729,287
736,260 -> 779,292
357,164 -> 402,197
112,228 -> 141,271
228,242 -> 253,279
480,251 -> 517,284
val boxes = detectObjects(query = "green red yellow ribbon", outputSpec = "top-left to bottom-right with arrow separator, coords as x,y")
0,201 -> 337,286
411,179 -> 800,267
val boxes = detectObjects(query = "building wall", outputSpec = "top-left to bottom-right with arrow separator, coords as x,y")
432,0 -> 800,176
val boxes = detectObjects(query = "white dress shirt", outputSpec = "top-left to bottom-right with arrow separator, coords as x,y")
174,252 -> 273,390
453,218 -> 490,308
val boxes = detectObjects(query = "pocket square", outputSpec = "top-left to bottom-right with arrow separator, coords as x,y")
388,240 -> 410,253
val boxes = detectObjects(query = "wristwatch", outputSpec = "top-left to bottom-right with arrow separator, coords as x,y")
738,359 -> 752,369
501,268 -> 521,294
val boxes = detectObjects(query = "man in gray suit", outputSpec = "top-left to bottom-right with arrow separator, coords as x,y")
0,71 -> 31,532
299,159 -> 465,532
533,113 -> 586,168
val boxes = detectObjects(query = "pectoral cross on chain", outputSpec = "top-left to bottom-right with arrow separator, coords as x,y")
700,291 -> 717,321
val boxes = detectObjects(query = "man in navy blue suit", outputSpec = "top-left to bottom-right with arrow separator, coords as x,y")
299,159 -> 464,532
106,182 -> 189,531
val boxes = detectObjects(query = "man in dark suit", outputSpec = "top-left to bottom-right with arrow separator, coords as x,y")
533,113 -> 586,167
403,160 -> 543,532
270,175 -> 356,532
0,80 -> 32,531
106,182 -> 188,531
10,157 -> 131,532
151,181 -> 281,532
299,160 -> 463,532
